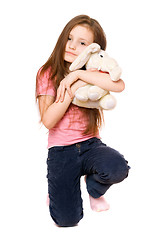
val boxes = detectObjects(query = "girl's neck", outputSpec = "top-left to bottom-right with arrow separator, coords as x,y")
64,61 -> 72,72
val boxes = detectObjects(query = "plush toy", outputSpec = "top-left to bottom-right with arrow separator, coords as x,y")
69,43 -> 122,110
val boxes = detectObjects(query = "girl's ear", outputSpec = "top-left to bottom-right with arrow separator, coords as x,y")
69,43 -> 100,71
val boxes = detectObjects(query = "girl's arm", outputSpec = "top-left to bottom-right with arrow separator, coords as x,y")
38,80 -> 86,129
56,70 -> 125,102
76,70 -> 125,92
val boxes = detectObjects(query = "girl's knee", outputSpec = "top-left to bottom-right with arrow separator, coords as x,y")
49,204 -> 83,227
99,154 -> 130,184
56,219 -> 79,227
109,155 -> 130,183
51,213 -> 83,227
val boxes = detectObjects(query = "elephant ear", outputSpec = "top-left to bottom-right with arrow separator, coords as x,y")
69,43 -> 100,71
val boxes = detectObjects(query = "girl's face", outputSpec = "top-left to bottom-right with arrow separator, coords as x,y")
64,25 -> 94,63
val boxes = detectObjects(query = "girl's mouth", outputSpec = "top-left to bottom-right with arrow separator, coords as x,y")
66,51 -> 77,56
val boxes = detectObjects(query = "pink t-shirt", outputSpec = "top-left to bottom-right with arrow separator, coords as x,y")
36,68 -> 100,148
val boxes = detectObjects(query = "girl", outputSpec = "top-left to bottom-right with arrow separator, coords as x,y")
36,15 -> 130,227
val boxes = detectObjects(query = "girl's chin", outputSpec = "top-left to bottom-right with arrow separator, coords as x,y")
64,54 -> 77,63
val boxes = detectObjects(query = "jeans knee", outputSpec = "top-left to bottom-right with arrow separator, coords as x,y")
49,207 -> 83,227
57,220 -> 79,227
115,164 -> 129,183
110,158 -> 130,183
54,216 -> 82,228
99,157 -> 130,184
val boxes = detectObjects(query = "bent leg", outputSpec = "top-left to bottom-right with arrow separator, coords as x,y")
83,140 -> 130,198
47,148 -> 83,227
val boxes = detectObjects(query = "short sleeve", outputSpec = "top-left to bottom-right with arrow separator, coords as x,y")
36,67 -> 56,97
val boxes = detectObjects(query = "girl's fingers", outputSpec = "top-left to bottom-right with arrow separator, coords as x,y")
66,86 -> 73,99
60,84 -> 65,102
55,79 -> 74,103
56,83 -> 67,103
87,68 -> 98,72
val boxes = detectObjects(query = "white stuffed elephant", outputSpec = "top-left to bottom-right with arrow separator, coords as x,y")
69,43 -> 122,110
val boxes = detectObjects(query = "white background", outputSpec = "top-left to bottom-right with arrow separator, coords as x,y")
0,0 -> 160,239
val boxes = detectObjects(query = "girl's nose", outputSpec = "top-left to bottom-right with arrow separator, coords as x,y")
69,42 -> 76,50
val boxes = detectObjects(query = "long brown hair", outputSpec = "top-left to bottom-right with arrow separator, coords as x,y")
36,15 -> 107,134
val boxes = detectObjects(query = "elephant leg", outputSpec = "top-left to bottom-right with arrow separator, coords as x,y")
99,94 -> 117,110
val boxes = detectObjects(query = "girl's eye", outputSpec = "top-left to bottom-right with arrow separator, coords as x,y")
80,42 -> 86,46
68,37 -> 72,41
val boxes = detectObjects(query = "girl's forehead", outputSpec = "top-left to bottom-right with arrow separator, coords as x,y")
70,25 -> 91,33
69,25 -> 94,41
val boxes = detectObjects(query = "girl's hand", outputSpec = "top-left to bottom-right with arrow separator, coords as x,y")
56,71 -> 78,102
72,79 -> 87,92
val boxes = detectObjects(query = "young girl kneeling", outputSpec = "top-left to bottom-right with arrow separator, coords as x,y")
36,15 -> 130,227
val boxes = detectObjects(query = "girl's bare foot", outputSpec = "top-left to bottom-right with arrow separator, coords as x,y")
89,195 -> 110,212
84,176 -> 110,212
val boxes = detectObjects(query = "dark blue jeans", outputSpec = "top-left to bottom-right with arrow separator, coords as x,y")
47,137 -> 130,227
